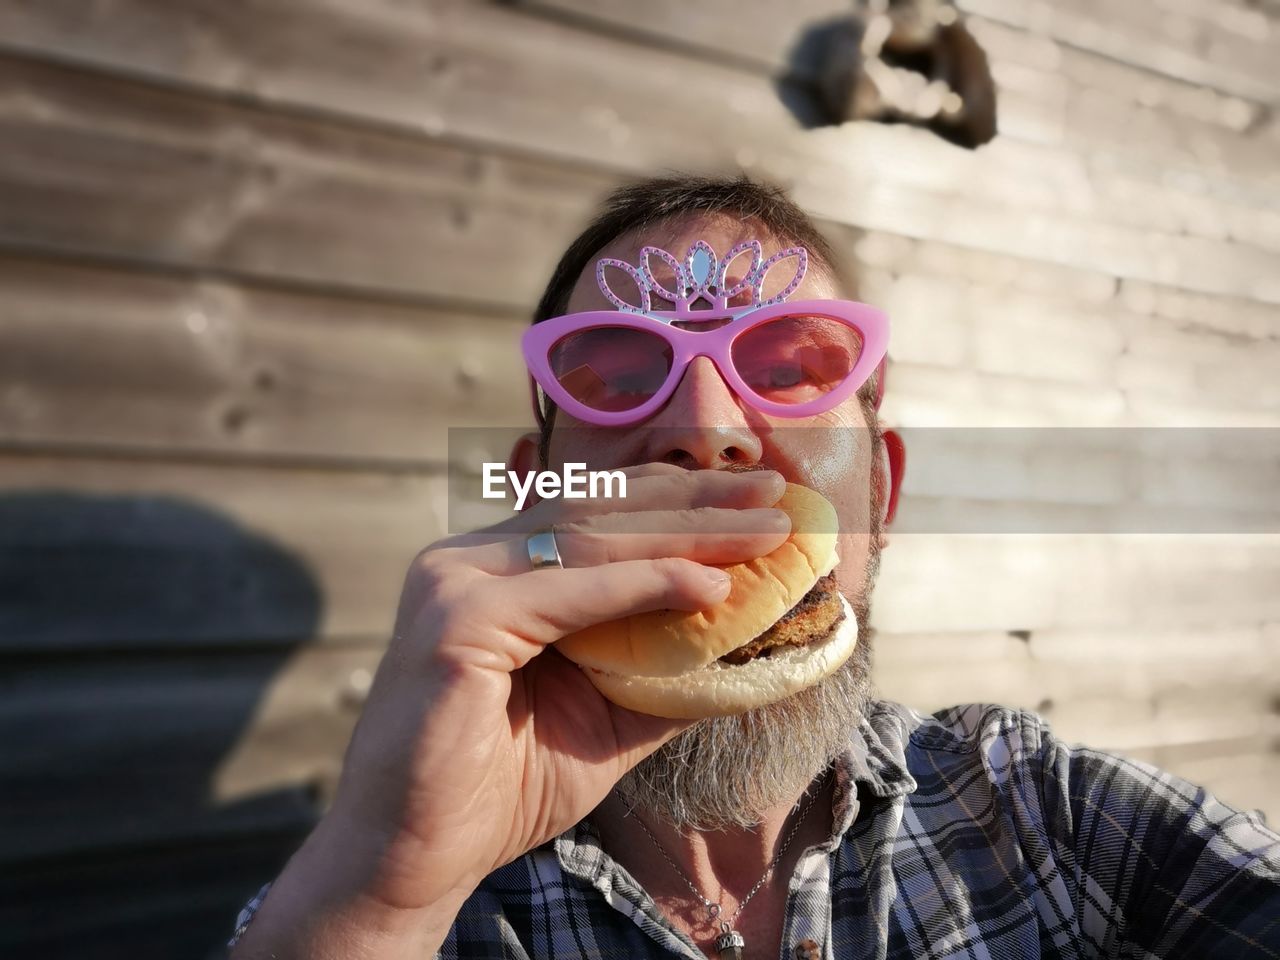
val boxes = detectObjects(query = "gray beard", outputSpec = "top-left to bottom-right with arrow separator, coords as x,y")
612,596 -> 874,831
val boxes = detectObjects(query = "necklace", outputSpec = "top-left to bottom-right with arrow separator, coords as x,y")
628,787 -> 824,959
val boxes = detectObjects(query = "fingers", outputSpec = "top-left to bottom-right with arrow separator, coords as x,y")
561,506 -> 791,567
413,466 -> 793,672
489,557 -> 732,655
432,467 -> 790,573
523,649 -> 695,758
602,697 -> 695,766
490,467 -> 785,534
471,506 -> 790,574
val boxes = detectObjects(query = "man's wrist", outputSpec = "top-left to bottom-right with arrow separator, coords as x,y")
231,881 -> 465,960
229,815 -> 477,959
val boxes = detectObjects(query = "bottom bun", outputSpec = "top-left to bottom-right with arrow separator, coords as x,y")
580,595 -> 858,719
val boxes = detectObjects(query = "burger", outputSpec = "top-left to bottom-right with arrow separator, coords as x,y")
555,483 -> 857,719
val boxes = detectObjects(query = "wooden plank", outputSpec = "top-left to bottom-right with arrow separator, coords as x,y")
5,249 -> 1276,471
529,0 -> 1280,103
881,363 -> 1128,426
1034,691 -> 1277,754
519,0 -> 852,75
893,496 -> 1280,537
893,427 -> 1280,528
970,16 -> 1268,134
1,768 -> 316,864
874,534 -> 1280,634
0,453 -> 450,649
858,235 -> 1280,417
875,632 -> 1041,710
1119,277 -> 1280,342
1146,0 -> 1280,43
855,230 -> 1119,305
523,0 -> 1280,219
792,162 -> 1279,304
1,645 -> 380,862
5,252 -> 1274,471
2,11 -> 1279,303
0,254 -> 532,462
954,0 -> 1280,102
883,360 -> 1280,428
0,832 -> 301,958
879,271 -> 1125,385
877,624 -> 1278,706
1034,626 -> 1280,702
864,268 -> 1280,411
977,29 -> 1139,153
0,53 -> 606,309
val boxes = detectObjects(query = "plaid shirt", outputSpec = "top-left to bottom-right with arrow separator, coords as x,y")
230,701 -> 1280,958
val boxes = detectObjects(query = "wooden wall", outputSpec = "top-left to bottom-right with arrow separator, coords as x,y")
1,1 -> 1277,955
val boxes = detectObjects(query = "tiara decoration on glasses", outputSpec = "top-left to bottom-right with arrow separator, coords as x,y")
594,239 -> 808,321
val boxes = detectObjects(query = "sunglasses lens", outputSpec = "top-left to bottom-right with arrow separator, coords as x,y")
548,326 -> 674,413
731,315 -> 864,404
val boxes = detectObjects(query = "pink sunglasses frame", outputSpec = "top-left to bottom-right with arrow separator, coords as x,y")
523,298 -> 890,428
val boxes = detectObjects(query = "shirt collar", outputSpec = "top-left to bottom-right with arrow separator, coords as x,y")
820,699 -> 918,845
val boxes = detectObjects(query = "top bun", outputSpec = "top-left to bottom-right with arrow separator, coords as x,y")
555,483 -> 839,678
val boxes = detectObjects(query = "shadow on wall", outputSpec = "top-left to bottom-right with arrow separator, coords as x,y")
0,492 -> 324,960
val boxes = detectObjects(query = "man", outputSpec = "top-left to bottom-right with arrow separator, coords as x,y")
229,175 -> 1280,959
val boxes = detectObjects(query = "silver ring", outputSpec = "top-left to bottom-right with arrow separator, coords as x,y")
526,529 -> 564,571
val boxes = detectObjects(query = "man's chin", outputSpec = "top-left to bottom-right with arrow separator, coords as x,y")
612,606 -> 873,832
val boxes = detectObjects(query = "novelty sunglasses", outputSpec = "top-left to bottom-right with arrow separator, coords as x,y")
523,240 -> 889,428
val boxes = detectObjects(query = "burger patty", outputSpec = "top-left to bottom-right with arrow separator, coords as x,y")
718,572 -> 845,665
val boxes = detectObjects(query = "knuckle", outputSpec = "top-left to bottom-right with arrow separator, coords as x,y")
669,469 -> 702,496
653,556 -> 695,581
412,548 -> 449,585
673,505 -> 714,531
560,522 -> 612,566
556,518 -> 587,538
558,492 -> 612,519
411,549 -> 474,607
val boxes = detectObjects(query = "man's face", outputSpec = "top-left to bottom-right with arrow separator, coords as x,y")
544,213 -> 882,619
538,213 -> 884,830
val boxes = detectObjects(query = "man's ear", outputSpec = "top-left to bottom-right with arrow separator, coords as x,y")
507,432 -> 543,511
880,428 -> 906,528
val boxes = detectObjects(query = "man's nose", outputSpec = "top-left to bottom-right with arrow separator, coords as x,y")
642,356 -> 763,469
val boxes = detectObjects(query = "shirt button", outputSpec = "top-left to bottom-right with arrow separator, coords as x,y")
794,939 -> 820,959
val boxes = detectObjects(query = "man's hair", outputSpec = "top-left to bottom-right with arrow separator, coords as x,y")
531,171 -> 880,466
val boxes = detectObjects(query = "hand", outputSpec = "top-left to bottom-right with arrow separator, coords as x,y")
231,464 -> 789,958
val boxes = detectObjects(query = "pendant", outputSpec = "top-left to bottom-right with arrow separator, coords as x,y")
715,923 -> 746,959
